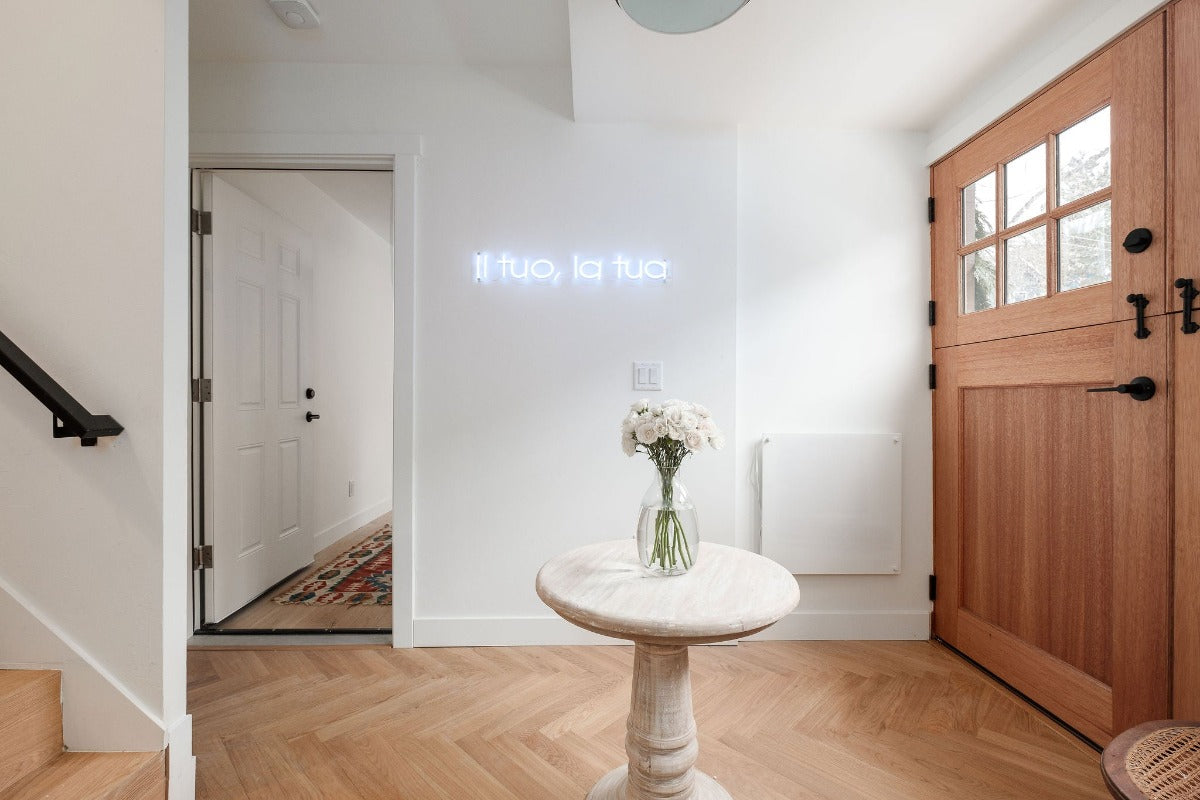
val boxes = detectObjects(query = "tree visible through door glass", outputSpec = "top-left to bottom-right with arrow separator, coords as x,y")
1006,226 -> 1047,303
1059,200 -> 1111,291
962,173 -> 996,245
962,247 -> 997,313
1006,144 -> 1046,227
1057,107 -> 1111,204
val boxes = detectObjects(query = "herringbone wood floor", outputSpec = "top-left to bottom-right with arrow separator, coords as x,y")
188,641 -> 1108,799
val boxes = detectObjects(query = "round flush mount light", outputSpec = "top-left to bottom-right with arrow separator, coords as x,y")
615,0 -> 750,34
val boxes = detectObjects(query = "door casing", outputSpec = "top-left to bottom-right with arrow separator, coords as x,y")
188,134 -> 420,647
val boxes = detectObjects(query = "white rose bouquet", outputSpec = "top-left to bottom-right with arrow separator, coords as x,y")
620,399 -> 724,573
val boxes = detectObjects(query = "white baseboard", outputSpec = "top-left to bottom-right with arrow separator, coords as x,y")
412,610 -> 930,647
744,610 -> 931,641
314,500 -> 391,552
167,715 -> 195,800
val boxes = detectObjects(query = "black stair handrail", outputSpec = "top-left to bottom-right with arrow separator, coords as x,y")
0,329 -> 123,446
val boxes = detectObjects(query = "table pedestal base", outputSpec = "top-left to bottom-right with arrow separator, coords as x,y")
586,766 -> 732,800
586,642 -> 733,800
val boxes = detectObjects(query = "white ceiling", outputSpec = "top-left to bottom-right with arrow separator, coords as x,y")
189,0 -> 569,66
190,0 -> 1122,130
569,0 -> 1122,128
303,172 -> 393,244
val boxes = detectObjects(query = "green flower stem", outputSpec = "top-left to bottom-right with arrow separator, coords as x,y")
636,438 -> 695,573
648,466 -> 692,572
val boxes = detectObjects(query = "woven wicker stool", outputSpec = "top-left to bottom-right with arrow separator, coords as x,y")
1102,721 -> 1200,799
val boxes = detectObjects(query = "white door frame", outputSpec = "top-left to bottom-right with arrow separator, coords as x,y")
190,133 -> 420,647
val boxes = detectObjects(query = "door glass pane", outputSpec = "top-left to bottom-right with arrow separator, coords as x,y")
962,246 -> 997,313
962,172 -> 997,245
1059,200 -> 1111,291
1005,226 -> 1047,304
1005,144 -> 1046,227
1057,107 -> 1111,204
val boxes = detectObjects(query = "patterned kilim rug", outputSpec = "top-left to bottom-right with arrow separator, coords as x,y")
273,525 -> 392,606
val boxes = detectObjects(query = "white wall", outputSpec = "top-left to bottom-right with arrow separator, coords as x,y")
215,172 -> 395,553
736,128 -> 933,639
192,63 -> 739,642
192,62 -> 936,644
0,0 -> 190,765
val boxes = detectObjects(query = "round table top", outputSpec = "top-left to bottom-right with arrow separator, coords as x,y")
535,539 -> 800,644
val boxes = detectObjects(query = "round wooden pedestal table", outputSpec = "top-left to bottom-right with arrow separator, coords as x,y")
536,540 -> 800,800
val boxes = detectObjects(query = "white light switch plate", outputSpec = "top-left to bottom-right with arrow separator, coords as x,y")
633,361 -> 663,391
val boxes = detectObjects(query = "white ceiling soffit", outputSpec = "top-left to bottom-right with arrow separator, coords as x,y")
189,0 -> 570,66
303,171 -> 394,245
568,0 -> 1121,128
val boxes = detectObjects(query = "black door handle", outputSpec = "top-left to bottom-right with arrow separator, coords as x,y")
1177,278 -> 1199,334
1086,376 -> 1156,401
306,411 -> 321,422
1122,228 -> 1153,253
1127,293 -> 1150,339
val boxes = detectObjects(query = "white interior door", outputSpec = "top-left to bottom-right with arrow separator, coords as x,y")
204,175 -> 315,623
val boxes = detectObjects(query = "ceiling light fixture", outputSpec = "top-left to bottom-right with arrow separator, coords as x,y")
615,0 -> 749,34
268,0 -> 321,30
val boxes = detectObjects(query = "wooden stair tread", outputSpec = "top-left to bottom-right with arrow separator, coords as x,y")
0,670 -> 57,698
0,752 -> 164,800
0,670 -> 62,794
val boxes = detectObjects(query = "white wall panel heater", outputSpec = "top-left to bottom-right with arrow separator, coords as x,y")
760,433 -> 902,574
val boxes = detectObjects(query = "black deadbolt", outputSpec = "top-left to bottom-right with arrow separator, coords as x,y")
1086,376 -> 1156,402
1122,228 -> 1153,254
306,387 -> 316,399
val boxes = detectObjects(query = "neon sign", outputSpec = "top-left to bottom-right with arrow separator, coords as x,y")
473,252 -> 671,284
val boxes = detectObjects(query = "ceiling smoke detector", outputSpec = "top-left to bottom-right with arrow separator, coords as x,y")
268,0 -> 320,30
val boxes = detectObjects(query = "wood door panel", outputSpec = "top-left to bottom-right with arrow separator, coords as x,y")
1175,310 -> 1200,716
934,319 -> 1169,743
1111,14 -> 1167,320
931,14 -> 1165,349
1110,312 -> 1171,732
1172,0 -> 1200,314
957,611 -> 1113,745
961,385 -> 1113,685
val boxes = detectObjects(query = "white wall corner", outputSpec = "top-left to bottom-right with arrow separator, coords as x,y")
0,577 -> 165,751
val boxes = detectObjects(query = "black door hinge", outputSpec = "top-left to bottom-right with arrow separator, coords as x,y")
928,574 -> 937,602
192,209 -> 212,236
193,544 -> 213,571
928,364 -> 937,390
191,378 -> 212,403
927,197 -> 935,224
928,300 -> 936,327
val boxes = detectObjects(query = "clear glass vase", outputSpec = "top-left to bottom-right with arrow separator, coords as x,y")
636,471 -> 699,576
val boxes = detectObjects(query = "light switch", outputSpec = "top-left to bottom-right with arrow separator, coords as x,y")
633,361 -> 663,391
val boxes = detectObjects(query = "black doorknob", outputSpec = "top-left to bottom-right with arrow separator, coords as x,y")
1086,376 -> 1156,401
306,388 -> 316,399
306,411 -> 321,422
1122,228 -> 1153,253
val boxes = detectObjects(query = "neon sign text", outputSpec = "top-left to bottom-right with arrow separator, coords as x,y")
473,252 -> 671,284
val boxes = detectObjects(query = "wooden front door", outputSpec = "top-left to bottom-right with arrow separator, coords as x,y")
931,14 -> 1170,744
1172,0 -> 1200,718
